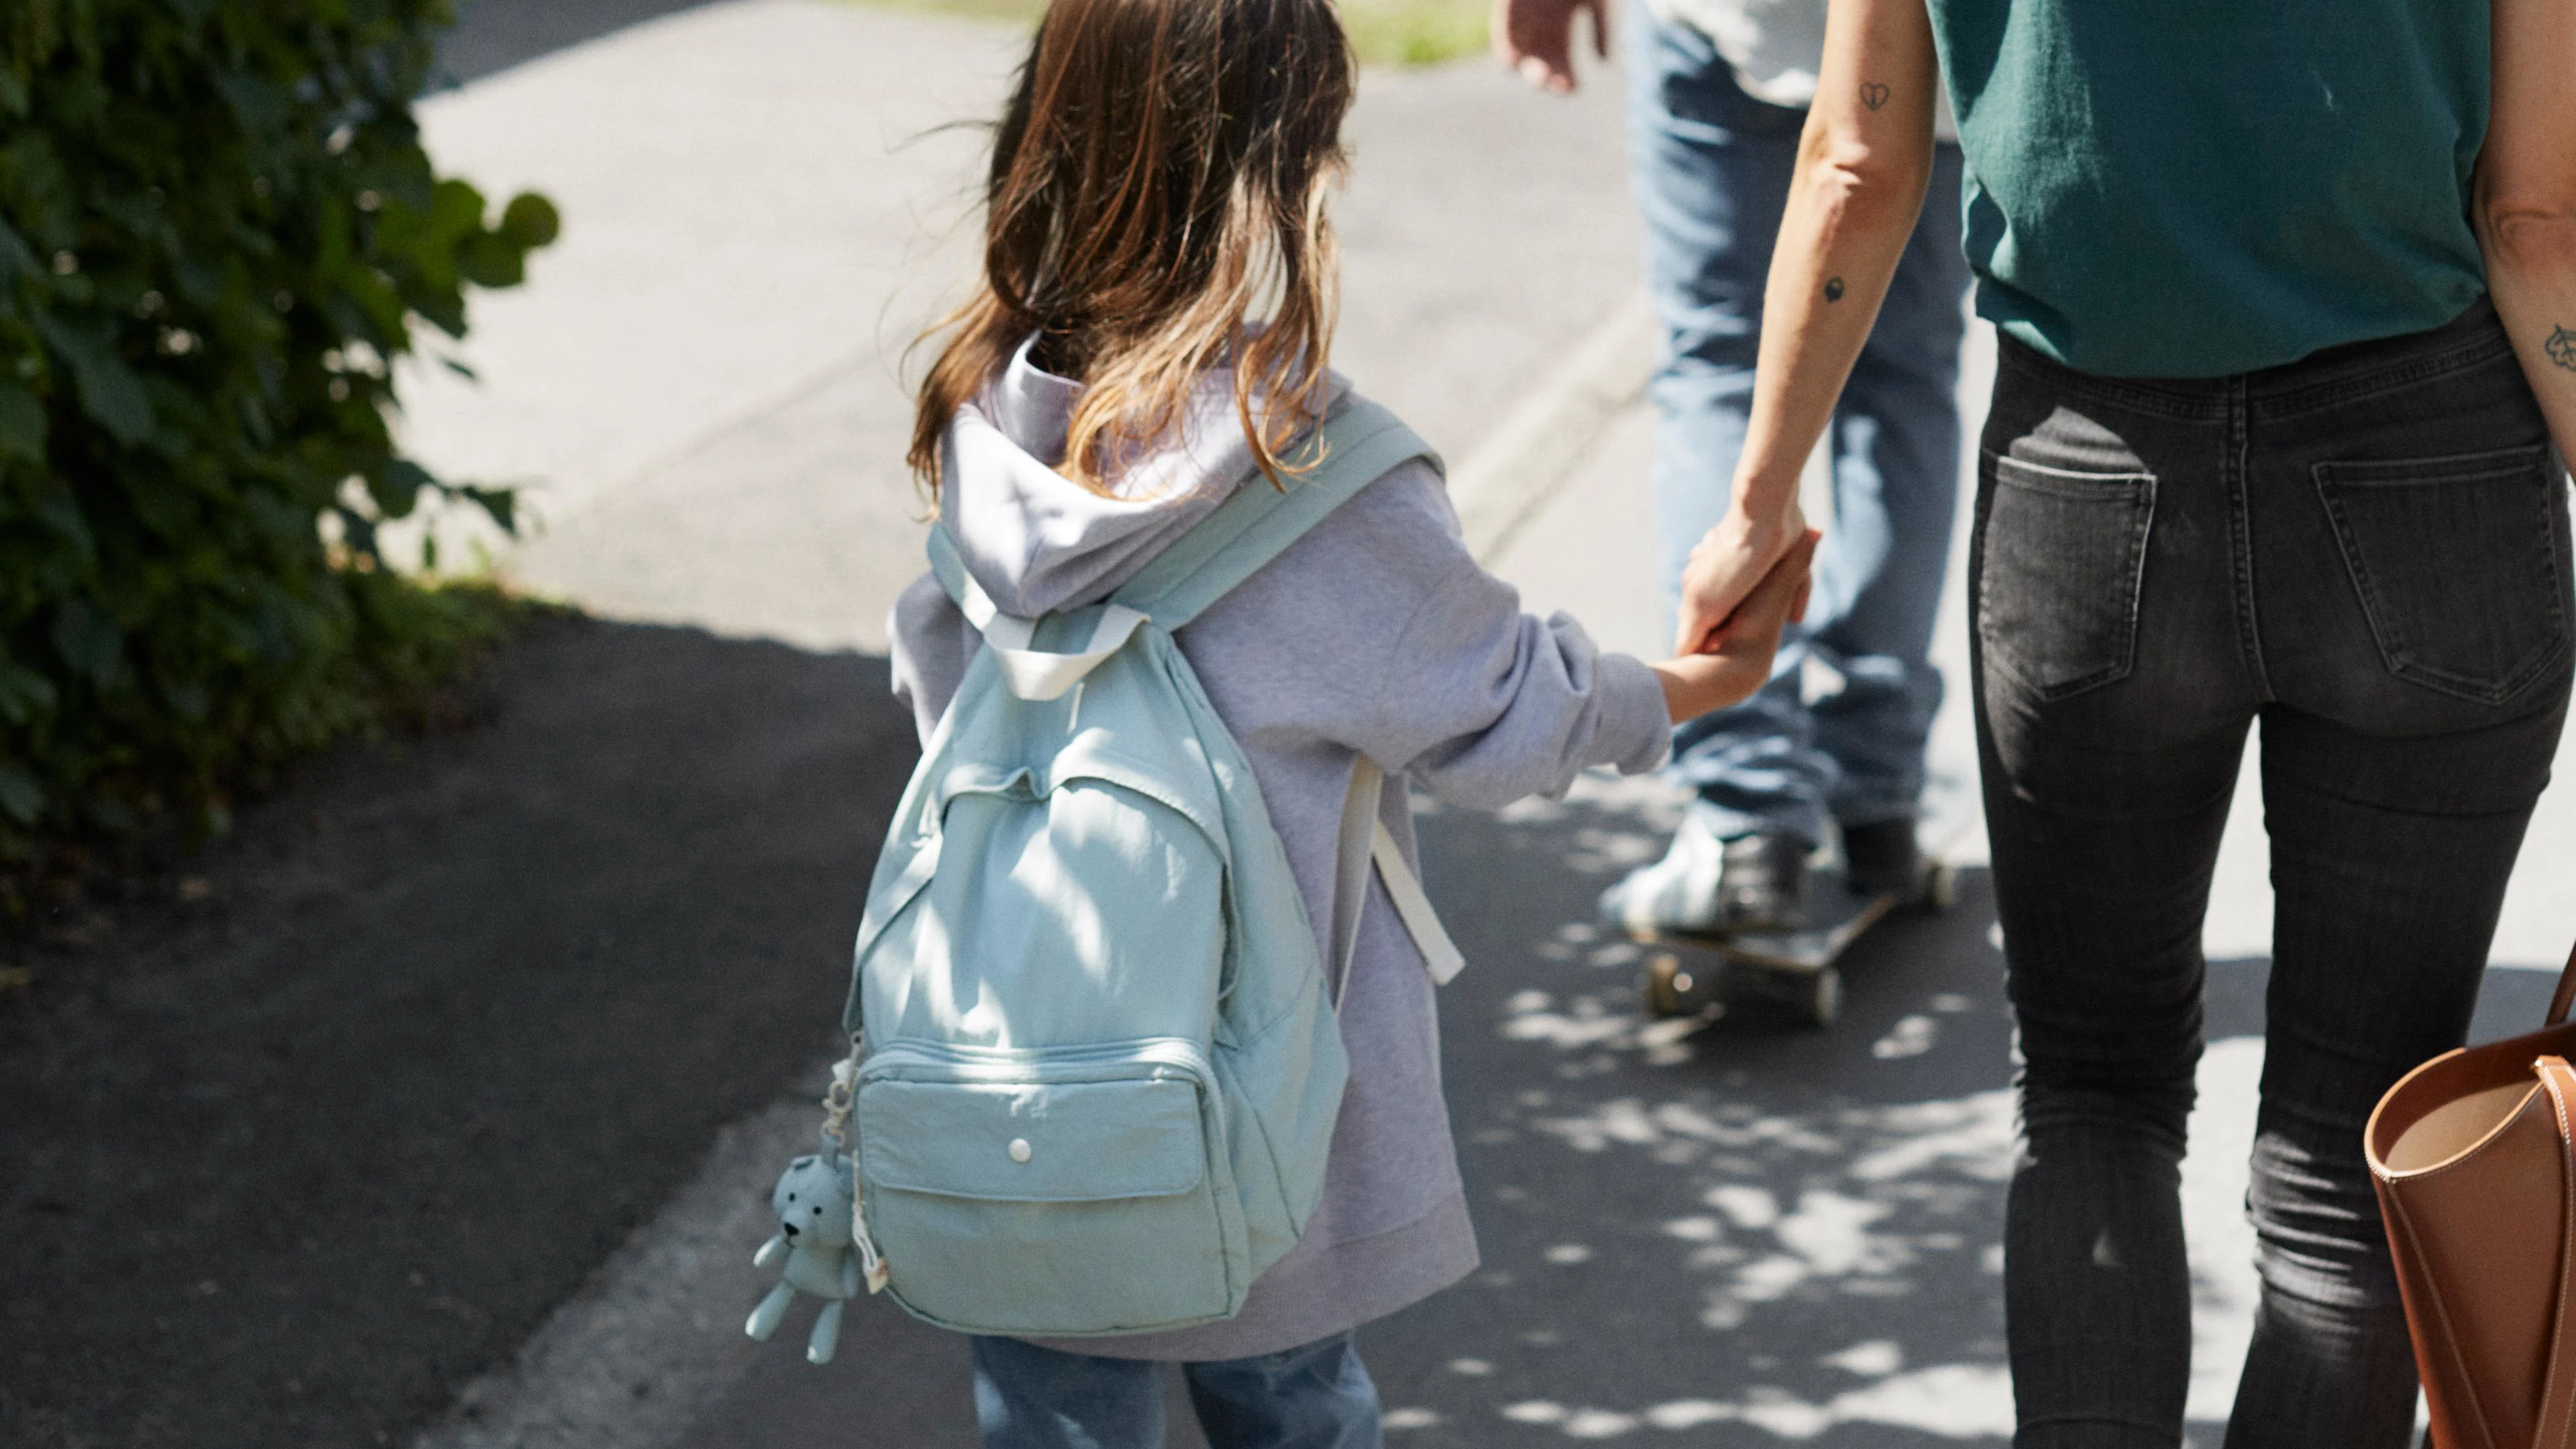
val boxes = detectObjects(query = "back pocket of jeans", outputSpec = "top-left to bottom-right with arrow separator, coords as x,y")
2313,445 -> 2569,706
1978,456 -> 2156,700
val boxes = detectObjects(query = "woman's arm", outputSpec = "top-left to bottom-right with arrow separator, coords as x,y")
1672,0 -> 1942,654
2479,0 -> 2576,466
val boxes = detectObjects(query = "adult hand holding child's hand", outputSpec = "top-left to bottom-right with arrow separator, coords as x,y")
1673,498 -> 1811,656
1653,529 -> 1819,722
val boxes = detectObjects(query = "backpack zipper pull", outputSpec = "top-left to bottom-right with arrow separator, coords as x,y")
851,1184 -> 890,1294
824,1036 -> 890,1293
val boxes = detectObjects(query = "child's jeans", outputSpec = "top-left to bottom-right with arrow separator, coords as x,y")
970,1332 -> 1383,1449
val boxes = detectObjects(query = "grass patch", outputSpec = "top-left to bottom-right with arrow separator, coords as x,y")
854,0 -> 1491,66
1338,0 -> 1489,65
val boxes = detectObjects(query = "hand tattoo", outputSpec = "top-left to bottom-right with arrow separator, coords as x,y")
1824,277 -> 1846,303
1860,83 -> 1890,111
2549,324 -> 2576,372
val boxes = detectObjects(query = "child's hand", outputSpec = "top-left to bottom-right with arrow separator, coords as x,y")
1649,530 -> 1819,723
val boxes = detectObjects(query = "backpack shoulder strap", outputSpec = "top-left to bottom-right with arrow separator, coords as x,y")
1093,400 -> 1463,992
926,524 -> 1151,702
1332,758 -> 1466,996
1116,400 -> 1464,989
919,398 -> 1431,696
1110,398 -> 1439,629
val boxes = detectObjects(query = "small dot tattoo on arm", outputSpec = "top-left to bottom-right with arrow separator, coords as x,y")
1860,83 -> 1890,111
1824,277 -> 1846,303
2548,325 -> 2576,372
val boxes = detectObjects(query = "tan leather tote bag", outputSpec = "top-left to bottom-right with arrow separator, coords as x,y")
2366,954 -> 2576,1449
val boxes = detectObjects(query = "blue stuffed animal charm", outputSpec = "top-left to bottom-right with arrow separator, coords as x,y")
745,1149 -> 881,1364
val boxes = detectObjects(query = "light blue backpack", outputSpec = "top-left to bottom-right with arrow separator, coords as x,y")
839,400 -> 1465,1338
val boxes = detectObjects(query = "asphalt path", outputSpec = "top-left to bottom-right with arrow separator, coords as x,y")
438,0 -> 727,85
0,618 -> 919,1447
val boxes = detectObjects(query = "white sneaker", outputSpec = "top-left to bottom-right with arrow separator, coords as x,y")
1599,814 -> 1811,936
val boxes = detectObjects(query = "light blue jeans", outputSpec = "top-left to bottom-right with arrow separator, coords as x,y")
1629,5 -> 1972,846
970,1332 -> 1382,1449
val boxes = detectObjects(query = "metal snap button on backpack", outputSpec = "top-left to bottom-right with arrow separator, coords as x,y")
1008,1138 -> 1032,1163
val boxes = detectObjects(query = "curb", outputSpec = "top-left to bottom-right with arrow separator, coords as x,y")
413,1089 -> 822,1449
1449,292 -> 1658,564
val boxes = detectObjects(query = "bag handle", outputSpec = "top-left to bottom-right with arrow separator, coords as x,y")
2551,938 -> 2576,1026
2530,1056 -> 2576,1449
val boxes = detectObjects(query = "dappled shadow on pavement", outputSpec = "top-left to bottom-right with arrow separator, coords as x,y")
1387,775 -> 2561,1446
0,616 -> 918,1449
1370,776 -> 2021,1445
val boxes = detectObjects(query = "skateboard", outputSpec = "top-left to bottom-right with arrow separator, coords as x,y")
1630,827 -> 1964,1028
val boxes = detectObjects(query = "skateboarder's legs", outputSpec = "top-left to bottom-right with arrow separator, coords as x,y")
1612,5 -> 1969,930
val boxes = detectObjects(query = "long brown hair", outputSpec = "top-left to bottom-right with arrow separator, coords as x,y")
908,0 -> 1356,499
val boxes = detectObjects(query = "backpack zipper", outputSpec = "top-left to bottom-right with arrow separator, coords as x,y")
856,1038 -> 1216,1088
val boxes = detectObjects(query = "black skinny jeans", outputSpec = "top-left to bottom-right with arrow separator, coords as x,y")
1973,300 -> 2571,1448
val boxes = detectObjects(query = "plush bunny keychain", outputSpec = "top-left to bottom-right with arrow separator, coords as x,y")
745,1046 -> 887,1364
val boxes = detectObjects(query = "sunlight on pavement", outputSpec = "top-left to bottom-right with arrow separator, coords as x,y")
1424,770 -> 2269,1444
2182,1037 -> 2265,1424
1491,962 -> 2019,1434
1489,1361 -> 2017,1440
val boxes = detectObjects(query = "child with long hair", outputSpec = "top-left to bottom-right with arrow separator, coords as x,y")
888,1 -> 1811,1442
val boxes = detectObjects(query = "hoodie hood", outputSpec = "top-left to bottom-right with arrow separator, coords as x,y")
940,335 -> 1353,619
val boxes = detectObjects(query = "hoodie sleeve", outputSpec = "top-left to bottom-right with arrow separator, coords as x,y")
1192,458 -> 1672,808
1361,547 -> 1674,810
888,572 -> 979,747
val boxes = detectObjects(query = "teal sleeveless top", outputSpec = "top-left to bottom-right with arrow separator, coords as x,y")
1926,0 -> 2491,378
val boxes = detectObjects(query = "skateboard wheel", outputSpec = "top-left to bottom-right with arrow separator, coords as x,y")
1925,863 -> 1959,912
1644,954 -> 1689,1019
1805,965 -> 1843,1028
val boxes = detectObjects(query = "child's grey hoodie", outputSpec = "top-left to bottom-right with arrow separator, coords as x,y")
888,343 -> 1672,1360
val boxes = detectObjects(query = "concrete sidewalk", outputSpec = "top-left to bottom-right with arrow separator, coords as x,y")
386,3 -> 2576,1446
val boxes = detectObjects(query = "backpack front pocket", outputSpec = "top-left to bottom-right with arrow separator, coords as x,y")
857,1063 -> 1246,1336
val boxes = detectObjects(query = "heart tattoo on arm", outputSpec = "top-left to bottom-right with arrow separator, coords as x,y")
1860,83 -> 1890,111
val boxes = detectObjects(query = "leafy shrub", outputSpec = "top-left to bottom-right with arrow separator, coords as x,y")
0,0 -> 556,853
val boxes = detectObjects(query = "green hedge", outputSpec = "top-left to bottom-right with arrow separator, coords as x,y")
0,0 -> 554,853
